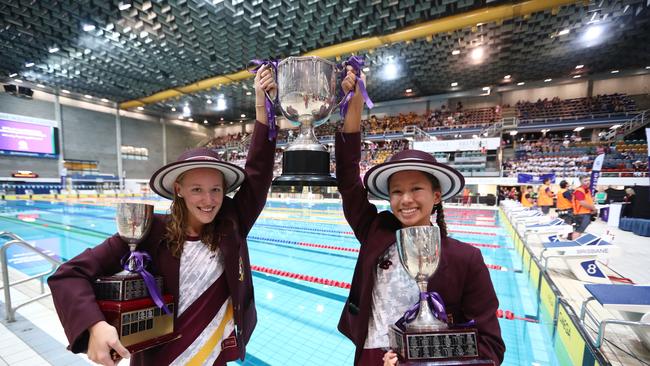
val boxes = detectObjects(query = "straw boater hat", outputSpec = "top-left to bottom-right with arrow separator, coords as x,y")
363,149 -> 465,201
150,147 -> 245,200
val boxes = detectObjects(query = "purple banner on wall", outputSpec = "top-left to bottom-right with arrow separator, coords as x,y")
0,119 -> 56,154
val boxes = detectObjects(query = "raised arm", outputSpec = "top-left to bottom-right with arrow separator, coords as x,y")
233,64 -> 278,235
335,68 -> 378,244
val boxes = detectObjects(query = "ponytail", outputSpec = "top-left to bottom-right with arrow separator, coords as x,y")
433,202 -> 448,238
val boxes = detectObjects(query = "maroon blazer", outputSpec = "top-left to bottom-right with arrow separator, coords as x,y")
335,132 -> 505,365
47,122 -> 276,365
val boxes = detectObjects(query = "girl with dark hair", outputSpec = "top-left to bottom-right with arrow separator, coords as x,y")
336,68 -> 505,365
48,65 -> 277,366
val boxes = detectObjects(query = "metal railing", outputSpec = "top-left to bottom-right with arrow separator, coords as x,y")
0,231 -> 61,322
603,109 -> 648,141
402,125 -> 433,141
579,296 -> 650,348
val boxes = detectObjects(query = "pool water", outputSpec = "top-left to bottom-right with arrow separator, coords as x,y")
0,199 -> 559,365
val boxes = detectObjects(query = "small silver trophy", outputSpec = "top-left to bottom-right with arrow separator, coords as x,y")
274,56 -> 338,186
389,225 -> 484,364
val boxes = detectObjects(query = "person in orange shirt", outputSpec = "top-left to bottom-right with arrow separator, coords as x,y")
537,178 -> 555,214
462,187 -> 472,206
520,186 -> 534,207
572,176 -> 597,238
555,180 -> 574,225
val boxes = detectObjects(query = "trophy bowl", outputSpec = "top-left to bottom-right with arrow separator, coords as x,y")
116,202 -> 154,247
273,56 -> 338,186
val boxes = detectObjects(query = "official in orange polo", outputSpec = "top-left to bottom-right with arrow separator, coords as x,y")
572,176 -> 597,238
537,178 -> 555,214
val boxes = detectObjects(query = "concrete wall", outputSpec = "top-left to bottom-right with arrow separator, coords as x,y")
593,74 -> 650,96
121,116 -> 164,180
501,82 -> 589,106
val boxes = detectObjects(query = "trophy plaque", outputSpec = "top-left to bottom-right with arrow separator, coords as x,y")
94,203 -> 178,354
389,226 -> 493,365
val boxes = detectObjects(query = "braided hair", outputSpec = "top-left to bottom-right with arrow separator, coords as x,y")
432,202 -> 448,238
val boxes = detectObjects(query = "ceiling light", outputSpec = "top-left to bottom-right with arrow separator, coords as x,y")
171,107 -> 176,112
9,73 -> 17,77
544,78 -> 552,82
137,106 -> 144,111
482,86 -> 490,91
470,47 -> 484,61
48,46 -> 59,53
646,66 -> 650,70
503,75 -> 511,79
182,105 -> 191,116
188,118 -> 194,122
216,98 -> 227,111
14,79 -> 23,83
229,122 -> 233,125
220,117 -> 224,121
575,64 -> 584,69
583,25 -> 604,43
381,62 -> 399,81
450,82 -> 458,87
240,114 -> 246,118
517,82 -> 525,86
84,95 -> 93,99
123,26 -> 131,34
245,91 -> 252,96
558,29 -> 570,36
509,131 -> 518,136
451,50 -> 460,55
36,84 -> 45,88
83,24 -> 96,32
61,89 -> 70,93
362,67 -> 370,72
573,75 -> 581,78
101,98 -> 110,102
203,120 -> 208,124
25,62 -> 34,68
573,126 -> 584,132
139,31 -> 148,38
610,70 -> 619,74
405,88 -> 412,93
206,99 -> 213,104
118,2 -> 132,10
609,124 -> 621,129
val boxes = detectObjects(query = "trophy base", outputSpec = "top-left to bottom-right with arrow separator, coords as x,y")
389,324 -> 484,364
98,294 -> 179,354
273,150 -> 337,186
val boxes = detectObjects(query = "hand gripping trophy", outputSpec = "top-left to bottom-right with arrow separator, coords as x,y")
250,56 -> 373,186
94,203 -> 178,357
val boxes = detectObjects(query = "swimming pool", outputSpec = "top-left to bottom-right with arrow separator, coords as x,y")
0,199 -> 559,365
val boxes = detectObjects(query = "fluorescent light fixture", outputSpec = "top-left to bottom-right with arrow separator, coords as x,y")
573,75 -> 581,78
451,50 -> 460,55
541,129 -> 550,133
182,104 -> 191,116
36,84 -> 45,88
83,24 -> 96,32
240,114 -> 246,118
609,124 -> 621,129
216,97 -> 226,111
25,62 -> 34,67
137,106 -> 144,111
381,62 -> 399,81
646,66 -> 650,70
203,120 -> 208,124
517,82 -> 525,86
482,86 -> 490,91
503,75 -> 511,79
405,88 -> 412,93
101,98 -> 110,102
171,107 -> 176,111
573,126 -> 584,132
206,99 -> 213,104
188,118 -> 194,121
610,70 -> 619,74
558,29 -> 570,36
509,131 -> 518,136
84,94 -> 93,99
118,2 -> 132,10
9,73 -> 17,77
450,82 -> 458,87
575,64 -> 584,69
14,79 -> 23,83
544,78 -> 552,82
245,91 -> 252,96
362,67 -> 370,72
220,117 -> 224,121
61,89 -> 70,93
48,46 -> 59,53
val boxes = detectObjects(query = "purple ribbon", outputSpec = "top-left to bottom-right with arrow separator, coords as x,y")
122,251 -> 171,314
396,291 -> 476,330
338,55 -> 374,119
249,59 -> 279,141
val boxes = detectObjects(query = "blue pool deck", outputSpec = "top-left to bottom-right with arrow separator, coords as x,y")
1,197 -> 649,365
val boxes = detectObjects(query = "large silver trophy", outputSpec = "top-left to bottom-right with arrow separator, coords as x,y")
95,203 -> 177,356
389,225 -> 488,365
274,56 -> 338,186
